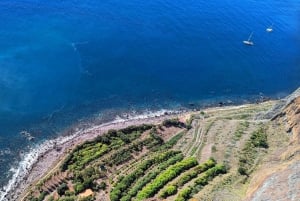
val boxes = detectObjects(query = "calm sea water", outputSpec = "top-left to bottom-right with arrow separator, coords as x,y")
0,0 -> 299,187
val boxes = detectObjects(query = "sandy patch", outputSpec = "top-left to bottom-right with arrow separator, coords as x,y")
79,189 -> 94,197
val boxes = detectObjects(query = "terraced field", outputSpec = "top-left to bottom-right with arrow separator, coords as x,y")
23,101 -> 276,201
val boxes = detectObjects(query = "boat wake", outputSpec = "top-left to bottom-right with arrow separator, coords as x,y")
70,41 -> 92,76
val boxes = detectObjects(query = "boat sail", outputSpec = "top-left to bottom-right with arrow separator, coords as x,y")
266,23 -> 273,32
243,32 -> 254,46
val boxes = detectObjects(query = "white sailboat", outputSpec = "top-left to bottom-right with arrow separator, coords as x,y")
243,32 -> 254,46
266,23 -> 273,32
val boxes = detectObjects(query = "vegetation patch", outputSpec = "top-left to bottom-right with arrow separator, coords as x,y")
121,153 -> 184,201
162,118 -> 186,128
233,121 -> 249,141
136,157 -> 198,200
110,150 -> 181,201
238,127 -> 268,176
61,124 -> 153,171
159,158 -> 216,198
175,164 -> 227,201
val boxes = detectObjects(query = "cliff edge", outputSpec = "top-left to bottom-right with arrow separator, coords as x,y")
246,90 -> 300,201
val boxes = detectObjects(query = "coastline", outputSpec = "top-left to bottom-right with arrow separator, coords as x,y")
0,100 -> 276,201
1,109 -> 185,201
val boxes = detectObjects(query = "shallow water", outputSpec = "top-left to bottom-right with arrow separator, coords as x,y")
0,0 -> 299,190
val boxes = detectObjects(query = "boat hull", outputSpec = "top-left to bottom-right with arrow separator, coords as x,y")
243,40 -> 254,45
266,28 -> 273,32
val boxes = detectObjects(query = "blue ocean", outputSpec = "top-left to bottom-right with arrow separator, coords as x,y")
0,0 -> 299,191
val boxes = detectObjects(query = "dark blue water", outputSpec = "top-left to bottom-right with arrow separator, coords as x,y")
0,0 -> 299,188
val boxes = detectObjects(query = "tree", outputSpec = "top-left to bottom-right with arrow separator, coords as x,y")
57,183 -> 68,196
75,183 -> 85,194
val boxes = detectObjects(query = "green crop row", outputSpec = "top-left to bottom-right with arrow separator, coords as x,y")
175,164 -> 227,201
175,187 -> 192,201
108,135 -> 163,167
136,157 -> 198,200
152,131 -> 185,152
159,158 -> 216,198
67,143 -> 109,171
120,153 -> 184,201
110,150 -> 180,201
61,124 -> 153,171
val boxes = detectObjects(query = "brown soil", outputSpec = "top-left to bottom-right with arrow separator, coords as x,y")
79,189 -> 94,197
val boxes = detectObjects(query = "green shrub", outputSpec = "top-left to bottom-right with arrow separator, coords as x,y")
47,196 -> 55,201
78,195 -> 95,201
120,195 -> 131,201
74,183 -> 85,194
250,127 -> 268,148
36,191 -> 48,201
57,183 -> 68,196
27,196 -> 38,201
119,124 -> 153,134
65,190 -> 75,196
175,187 -> 192,201
57,196 -> 76,201
159,185 -> 177,198
162,118 -> 186,128
107,150 -> 133,166
238,166 -> 247,176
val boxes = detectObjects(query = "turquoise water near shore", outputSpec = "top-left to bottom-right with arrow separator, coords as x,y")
0,0 -> 299,191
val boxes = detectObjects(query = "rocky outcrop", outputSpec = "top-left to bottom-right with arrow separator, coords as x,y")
247,90 -> 300,201
281,96 -> 300,144
257,87 -> 300,120
247,160 -> 300,201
